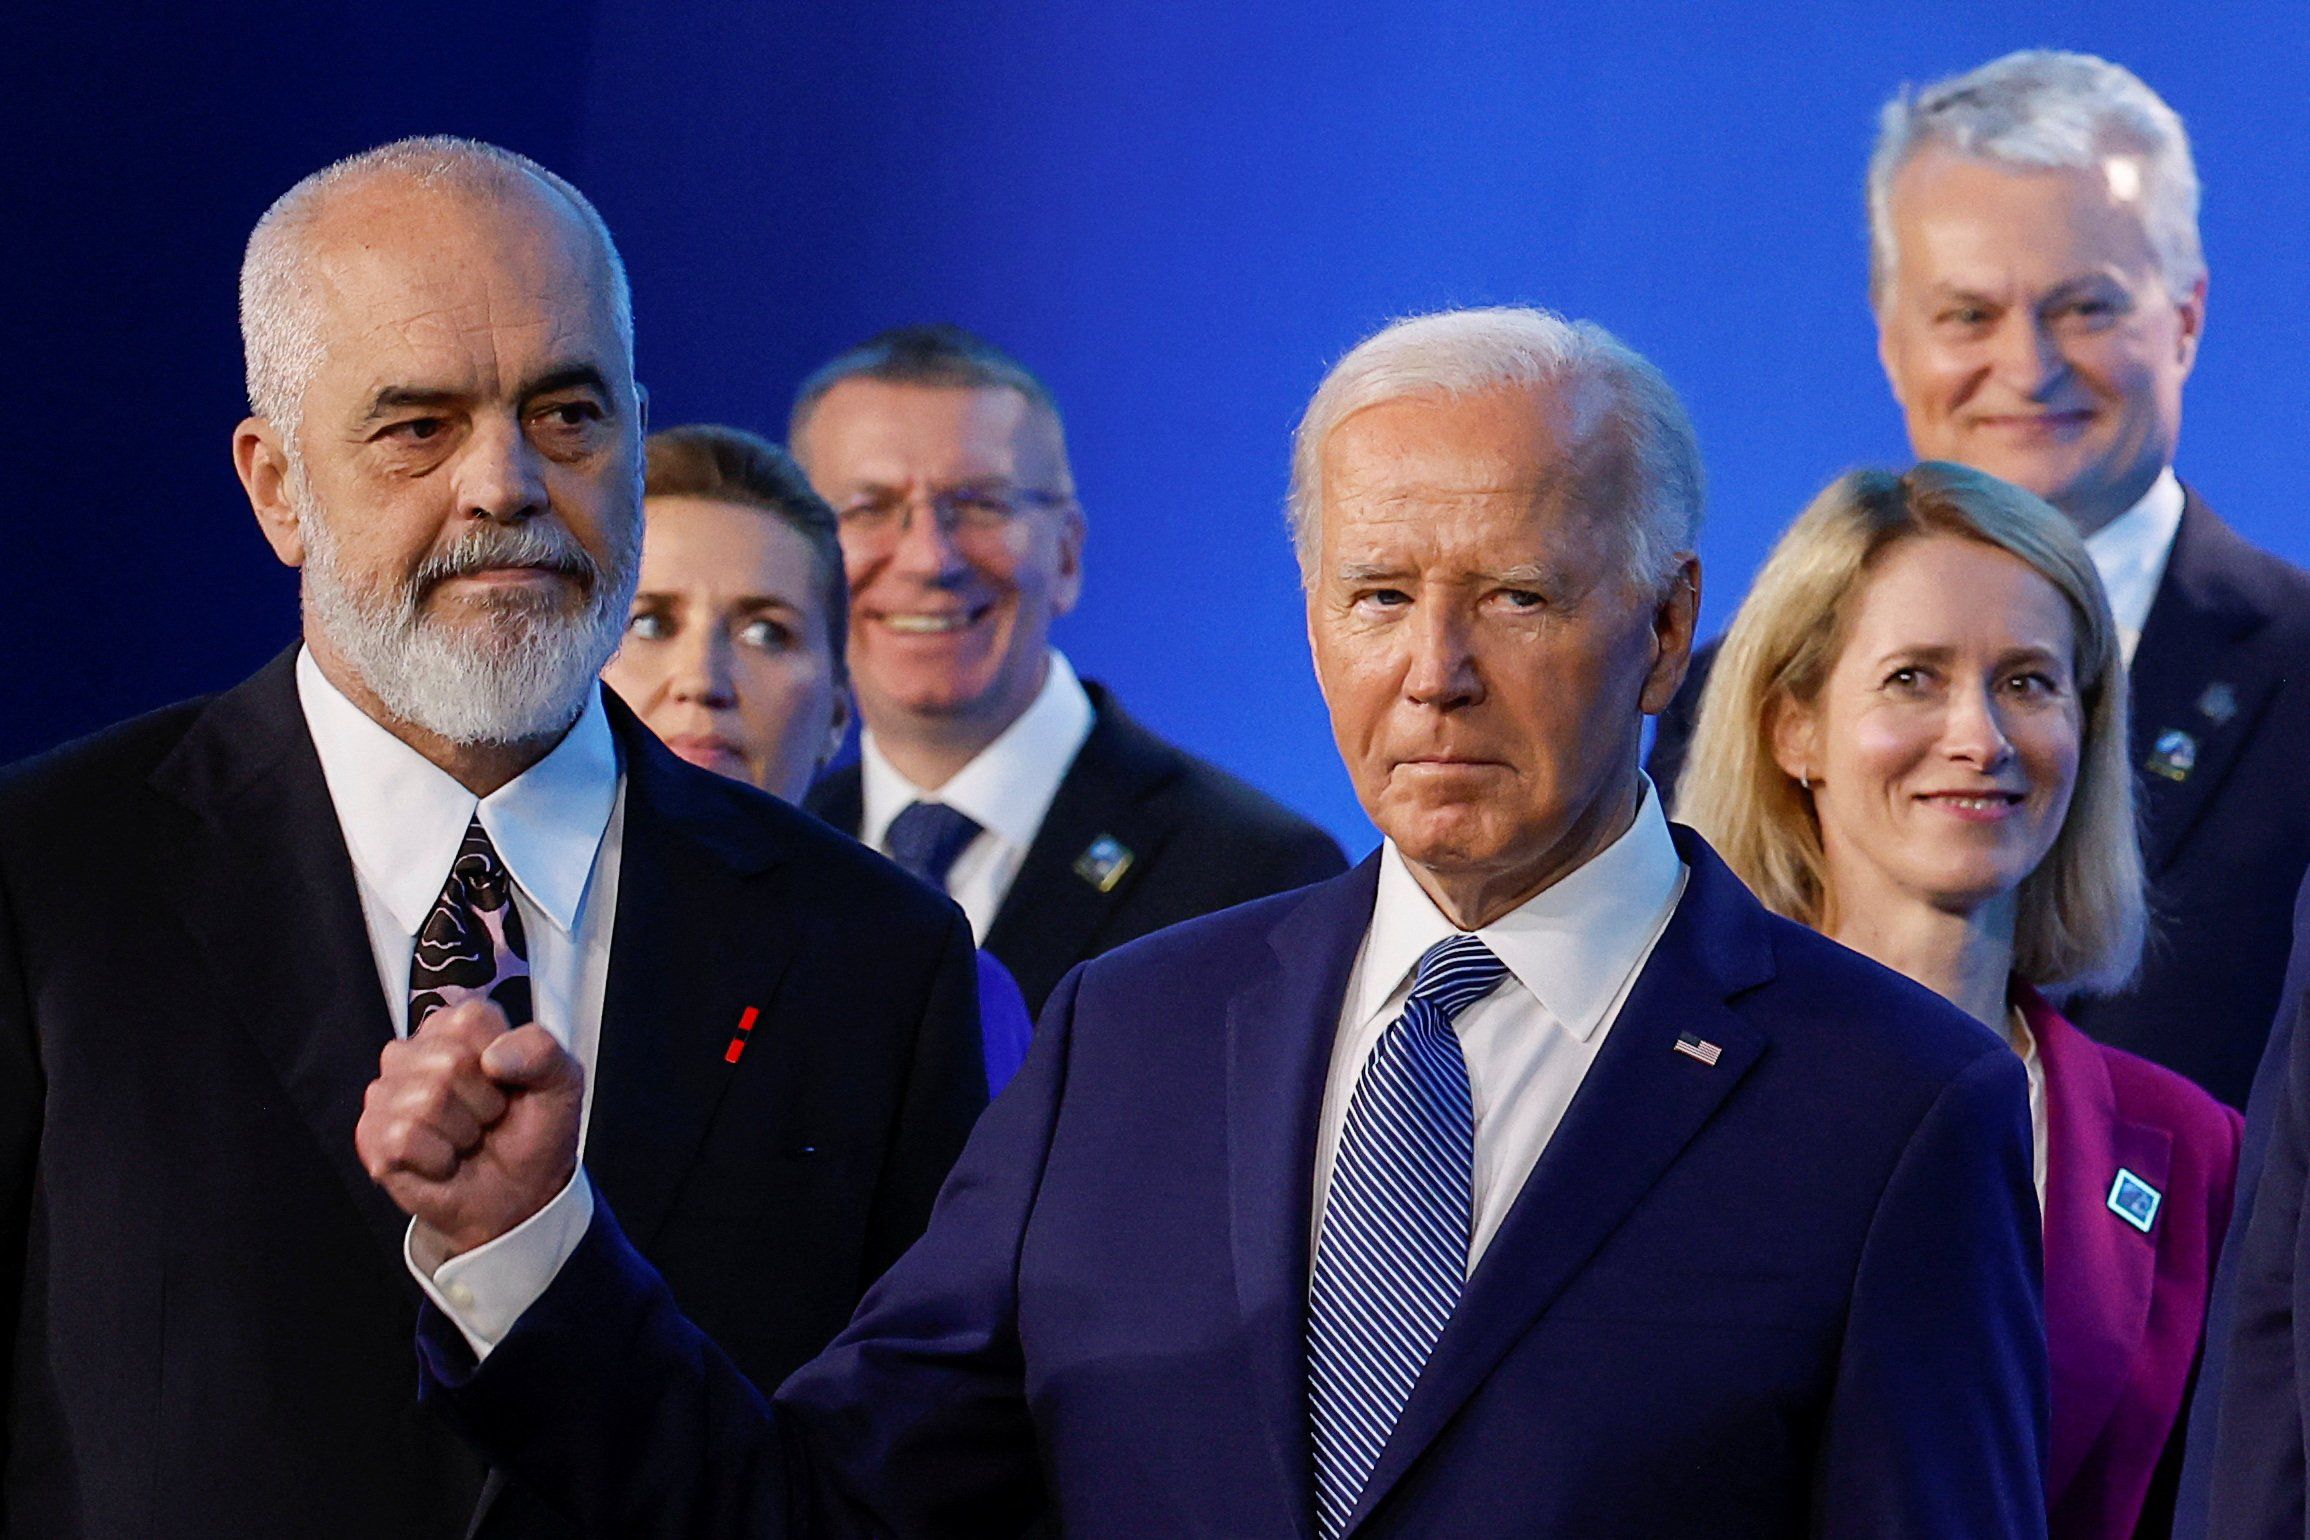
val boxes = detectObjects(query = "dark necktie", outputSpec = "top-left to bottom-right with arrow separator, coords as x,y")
1306,933 -> 1506,1539
884,800 -> 984,892
408,814 -> 533,1031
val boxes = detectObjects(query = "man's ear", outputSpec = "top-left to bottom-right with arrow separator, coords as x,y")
1637,555 -> 1701,716
2174,274 -> 2209,378
234,416 -> 306,569
1049,501 -> 1088,618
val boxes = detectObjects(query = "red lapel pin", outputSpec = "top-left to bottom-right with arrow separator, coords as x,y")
723,1005 -> 761,1064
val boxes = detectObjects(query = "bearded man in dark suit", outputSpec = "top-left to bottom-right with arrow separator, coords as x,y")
0,137 -> 984,1540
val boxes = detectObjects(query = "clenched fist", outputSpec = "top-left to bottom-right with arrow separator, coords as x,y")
355,999 -> 584,1258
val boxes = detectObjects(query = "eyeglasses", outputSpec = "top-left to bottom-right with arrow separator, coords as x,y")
834,485 -> 1072,548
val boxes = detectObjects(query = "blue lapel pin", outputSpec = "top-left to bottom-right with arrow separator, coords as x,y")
1074,834 -> 1135,894
2145,729 -> 2197,783
2107,1168 -> 2162,1234
2198,681 -> 2239,726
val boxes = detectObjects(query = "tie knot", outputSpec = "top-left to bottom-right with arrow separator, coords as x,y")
885,800 -> 984,890
1406,933 -> 1506,1025
449,815 -> 514,906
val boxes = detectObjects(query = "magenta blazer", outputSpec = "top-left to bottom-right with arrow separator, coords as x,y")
2027,985 -> 2241,1539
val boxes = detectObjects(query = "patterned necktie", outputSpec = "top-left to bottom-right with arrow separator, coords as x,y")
884,800 -> 984,892
1307,933 -> 1507,1540
408,815 -> 533,1031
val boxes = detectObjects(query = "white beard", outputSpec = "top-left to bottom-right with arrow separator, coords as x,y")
294,473 -> 638,746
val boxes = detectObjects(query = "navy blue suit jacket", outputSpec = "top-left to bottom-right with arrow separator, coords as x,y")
2183,869 -> 2310,1537
807,682 -> 1349,1016
421,828 -> 2047,1538
1650,489 -> 2310,1111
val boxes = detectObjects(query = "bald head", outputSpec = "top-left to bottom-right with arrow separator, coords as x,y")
239,137 -> 634,445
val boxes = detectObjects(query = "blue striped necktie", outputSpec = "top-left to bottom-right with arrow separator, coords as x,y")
1307,932 -> 1506,1539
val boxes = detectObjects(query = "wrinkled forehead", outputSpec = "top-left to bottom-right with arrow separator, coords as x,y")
1884,147 -> 2161,278
300,179 -> 628,389
806,380 -> 1071,491
1316,381 -> 1634,561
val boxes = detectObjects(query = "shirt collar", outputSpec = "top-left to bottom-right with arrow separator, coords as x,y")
859,649 -> 1097,850
295,647 -> 621,938
2083,467 -> 2185,657
1356,775 -> 1685,1042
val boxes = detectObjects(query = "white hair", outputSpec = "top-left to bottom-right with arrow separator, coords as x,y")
292,461 -> 639,745
1286,306 -> 1703,589
239,135 -> 634,442
1868,50 -> 2204,306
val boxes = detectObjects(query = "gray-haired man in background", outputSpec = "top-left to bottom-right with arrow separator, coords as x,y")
1651,51 -> 2310,1114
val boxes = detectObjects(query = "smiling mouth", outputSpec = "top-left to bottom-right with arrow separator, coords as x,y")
1918,791 -> 2025,812
878,605 -> 990,635
1972,410 -> 2093,432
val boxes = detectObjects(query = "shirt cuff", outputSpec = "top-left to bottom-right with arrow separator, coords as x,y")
403,1170 -> 596,1362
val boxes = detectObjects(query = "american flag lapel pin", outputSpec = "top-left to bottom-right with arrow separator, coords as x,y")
1673,1032 -> 1723,1066
723,1006 -> 761,1065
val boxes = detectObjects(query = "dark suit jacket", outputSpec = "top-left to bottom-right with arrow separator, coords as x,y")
417,828 -> 2048,1538
806,681 -> 1349,1015
2173,872 -> 2310,1539
0,651 -> 987,1540
2028,988 -> 2241,1540
1650,489 -> 2310,1110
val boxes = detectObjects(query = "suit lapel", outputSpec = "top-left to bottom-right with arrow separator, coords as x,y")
1225,860 -> 1383,1540
583,711 -> 797,1252
983,687 -> 1184,1007
2031,993 -> 2166,1505
800,761 -> 864,838
2128,493 -> 2277,877
1344,836 -> 1774,1534
150,650 -> 412,1269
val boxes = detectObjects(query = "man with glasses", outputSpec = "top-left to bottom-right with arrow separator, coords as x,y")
794,326 -> 1345,1015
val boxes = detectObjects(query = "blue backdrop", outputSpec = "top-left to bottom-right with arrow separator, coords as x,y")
6,2 -> 2304,852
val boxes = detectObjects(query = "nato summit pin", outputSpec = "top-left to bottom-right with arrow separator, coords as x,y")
1073,835 -> 1136,894
2146,729 -> 2197,783
2198,681 -> 2240,726
2107,1168 -> 2163,1234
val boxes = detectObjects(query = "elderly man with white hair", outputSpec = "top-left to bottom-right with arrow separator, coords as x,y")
0,138 -> 988,1540
367,306 -> 2047,1539
1649,50 -> 2310,1116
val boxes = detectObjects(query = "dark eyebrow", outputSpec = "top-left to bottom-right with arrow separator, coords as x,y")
520,363 -> 615,404
357,364 -> 618,427
360,385 -> 464,424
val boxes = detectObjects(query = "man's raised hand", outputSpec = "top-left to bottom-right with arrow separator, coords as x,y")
355,1000 -> 584,1258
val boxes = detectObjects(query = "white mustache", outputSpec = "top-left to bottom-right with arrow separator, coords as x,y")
415,523 -> 597,594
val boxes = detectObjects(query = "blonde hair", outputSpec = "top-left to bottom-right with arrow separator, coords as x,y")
1679,462 -> 2142,993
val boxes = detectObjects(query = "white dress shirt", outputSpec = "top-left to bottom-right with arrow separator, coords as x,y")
298,650 -> 622,1357
1312,779 -> 1687,1273
2084,467 -> 2185,667
2007,1007 -> 2049,1214
860,649 -> 1097,939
